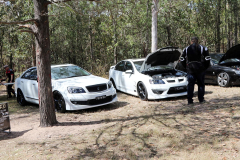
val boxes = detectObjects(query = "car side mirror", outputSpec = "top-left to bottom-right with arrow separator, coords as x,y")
125,70 -> 133,74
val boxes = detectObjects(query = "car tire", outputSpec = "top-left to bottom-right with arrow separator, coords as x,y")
53,91 -> 66,113
217,72 -> 230,87
110,79 -> 118,91
17,89 -> 27,106
137,82 -> 148,101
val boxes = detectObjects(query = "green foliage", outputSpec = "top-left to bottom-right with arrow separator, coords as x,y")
0,0 -> 239,76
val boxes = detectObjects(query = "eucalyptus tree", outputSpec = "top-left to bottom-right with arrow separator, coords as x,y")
0,0 -> 99,127
151,0 -> 158,52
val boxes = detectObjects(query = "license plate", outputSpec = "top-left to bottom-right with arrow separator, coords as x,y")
95,95 -> 106,100
175,86 -> 185,90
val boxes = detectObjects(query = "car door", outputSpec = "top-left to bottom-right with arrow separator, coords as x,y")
113,61 -> 125,90
21,68 -> 38,103
205,61 -> 215,83
29,69 -> 39,101
121,61 -> 137,94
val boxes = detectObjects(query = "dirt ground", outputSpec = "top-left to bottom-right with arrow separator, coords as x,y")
1,85 -> 240,160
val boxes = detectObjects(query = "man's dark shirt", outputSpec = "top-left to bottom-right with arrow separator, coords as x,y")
180,44 -> 210,73
6,69 -> 14,82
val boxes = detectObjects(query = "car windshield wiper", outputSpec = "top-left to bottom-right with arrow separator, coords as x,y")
67,75 -> 89,78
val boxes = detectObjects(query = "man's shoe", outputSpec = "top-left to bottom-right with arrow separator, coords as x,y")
199,100 -> 206,103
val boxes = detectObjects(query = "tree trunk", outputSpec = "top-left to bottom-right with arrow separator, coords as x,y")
113,19 -> 118,64
151,0 -> 158,52
33,0 -> 57,127
166,25 -> 171,46
32,34 -> 36,66
233,0 -> 238,45
216,0 -> 221,52
0,30 -> 3,70
144,0 -> 150,57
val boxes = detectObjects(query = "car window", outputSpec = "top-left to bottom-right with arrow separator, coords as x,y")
209,54 -> 224,63
22,69 -> 37,80
51,65 -> 91,80
29,69 -> 37,80
133,61 -> 144,72
115,61 -> 125,71
220,58 -> 240,64
125,61 -> 133,71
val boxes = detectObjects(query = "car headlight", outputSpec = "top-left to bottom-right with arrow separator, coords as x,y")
149,79 -> 165,84
108,81 -> 113,88
67,87 -> 86,93
235,70 -> 240,74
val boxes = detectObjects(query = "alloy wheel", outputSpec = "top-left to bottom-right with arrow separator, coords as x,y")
217,72 -> 230,87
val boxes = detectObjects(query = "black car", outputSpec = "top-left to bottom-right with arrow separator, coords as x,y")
176,44 -> 240,87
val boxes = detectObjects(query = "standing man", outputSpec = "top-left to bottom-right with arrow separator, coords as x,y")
180,37 -> 211,104
3,65 -> 15,98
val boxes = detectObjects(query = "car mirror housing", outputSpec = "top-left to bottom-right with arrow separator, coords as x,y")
125,70 -> 133,74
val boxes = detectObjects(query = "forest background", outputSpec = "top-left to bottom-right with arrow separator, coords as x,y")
0,0 -> 239,78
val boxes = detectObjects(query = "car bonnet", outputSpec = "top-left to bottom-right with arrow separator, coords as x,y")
139,47 -> 182,72
219,44 -> 240,63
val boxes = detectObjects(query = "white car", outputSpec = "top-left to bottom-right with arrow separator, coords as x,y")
109,47 -> 188,100
15,64 -> 117,112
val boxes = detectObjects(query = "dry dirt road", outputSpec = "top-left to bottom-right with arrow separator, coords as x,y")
1,85 -> 240,160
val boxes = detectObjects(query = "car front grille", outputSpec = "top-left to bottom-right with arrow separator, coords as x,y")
71,94 -> 116,105
167,80 -> 175,83
178,79 -> 184,82
167,86 -> 187,94
86,83 -> 107,92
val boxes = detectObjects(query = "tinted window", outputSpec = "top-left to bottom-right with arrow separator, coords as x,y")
29,69 -> 37,80
125,61 -> 133,71
22,69 -> 37,80
51,65 -> 91,80
115,61 -> 125,71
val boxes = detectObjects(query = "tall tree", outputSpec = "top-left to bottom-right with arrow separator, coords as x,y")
151,0 -> 158,52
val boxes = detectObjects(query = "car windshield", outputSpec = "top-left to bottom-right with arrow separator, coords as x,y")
133,61 -> 144,72
147,65 -> 173,71
210,53 -> 240,64
51,65 -> 91,80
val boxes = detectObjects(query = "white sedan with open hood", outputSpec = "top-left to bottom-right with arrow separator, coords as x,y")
109,47 -> 188,100
15,64 -> 117,112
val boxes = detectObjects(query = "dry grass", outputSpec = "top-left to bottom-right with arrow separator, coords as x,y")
1,85 -> 240,159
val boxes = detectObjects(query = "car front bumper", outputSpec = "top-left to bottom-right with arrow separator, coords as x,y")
64,88 -> 117,110
147,82 -> 188,100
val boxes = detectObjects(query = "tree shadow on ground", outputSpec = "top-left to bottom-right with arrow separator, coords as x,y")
64,95 -> 240,159
69,101 -> 129,114
0,129 -> 32,141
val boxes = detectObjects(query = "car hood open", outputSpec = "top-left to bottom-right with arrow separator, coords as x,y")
219,44 -> 240,63
139,46 -> 182,72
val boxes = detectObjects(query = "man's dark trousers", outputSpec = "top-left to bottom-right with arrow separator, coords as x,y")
187,71 -> 205,104
7,84 -> 14,97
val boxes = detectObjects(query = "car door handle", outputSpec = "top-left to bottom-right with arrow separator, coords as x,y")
21,81 -> 23,83
32,84 -> 35,85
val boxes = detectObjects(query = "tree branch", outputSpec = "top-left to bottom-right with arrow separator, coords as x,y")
0,19 -> 37,25
20,30 -> 34,34
46,0 -> 100,5
18,24 -> 32,29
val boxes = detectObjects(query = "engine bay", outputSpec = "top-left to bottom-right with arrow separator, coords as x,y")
142,70 -> 187,79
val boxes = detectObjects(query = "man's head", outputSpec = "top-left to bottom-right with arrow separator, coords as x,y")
191,37 -> 199,45
190,37 -> 199,51
3,65 -> 9,71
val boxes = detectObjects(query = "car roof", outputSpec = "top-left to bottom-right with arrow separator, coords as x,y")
51,64 -> 75,68
28,64 -> 76,69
